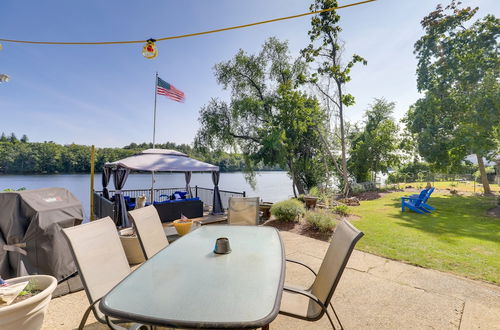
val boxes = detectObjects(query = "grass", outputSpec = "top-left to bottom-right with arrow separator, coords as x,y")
352,192 -> 500,283
391,181 -> 500,193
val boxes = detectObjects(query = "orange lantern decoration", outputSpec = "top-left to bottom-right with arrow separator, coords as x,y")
142,39 -> 158,59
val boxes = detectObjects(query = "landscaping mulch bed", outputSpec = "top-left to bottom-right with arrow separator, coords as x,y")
351,189 -> 402,201
263,219 -> 333,242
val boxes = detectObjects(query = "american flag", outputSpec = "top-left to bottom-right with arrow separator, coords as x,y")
156,77 -> 185,102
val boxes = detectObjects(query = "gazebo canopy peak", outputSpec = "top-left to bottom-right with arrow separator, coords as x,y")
140,148 -> 188,157
104,148 -> 219,173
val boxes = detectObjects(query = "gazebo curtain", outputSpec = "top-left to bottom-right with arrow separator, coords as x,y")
113,167 -> 130,228
185,171 -> 193,198
101,167 -> 111,199
212,171 -> 223,214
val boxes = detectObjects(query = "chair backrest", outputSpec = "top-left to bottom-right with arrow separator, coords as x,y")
228,197 -> 260,226
128,205 -> 169,259
311,220 -> 364,306
62,217 -> 130,321
423,187 -> 435,202
414,189 -> 428,207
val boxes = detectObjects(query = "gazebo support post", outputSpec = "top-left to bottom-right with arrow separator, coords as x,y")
211,171 -> 224,215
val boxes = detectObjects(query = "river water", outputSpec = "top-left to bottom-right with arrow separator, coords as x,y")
0,171 -> 293,219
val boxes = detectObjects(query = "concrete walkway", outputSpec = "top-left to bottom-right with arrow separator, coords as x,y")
43,231 -> 500,329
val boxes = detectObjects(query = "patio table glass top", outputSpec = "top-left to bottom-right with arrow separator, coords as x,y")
100,225 -> 285,329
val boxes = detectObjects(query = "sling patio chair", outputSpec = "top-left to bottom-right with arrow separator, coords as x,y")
279,220 -> 364,329
128,205 -> 169,260
62,217 -> 147,330
401,189 -> 431,214
227,196 -> 260,225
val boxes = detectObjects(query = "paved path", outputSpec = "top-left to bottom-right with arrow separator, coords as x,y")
43,231 -> 500,329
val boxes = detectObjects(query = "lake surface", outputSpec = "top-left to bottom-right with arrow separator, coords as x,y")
0,171 -> 293,219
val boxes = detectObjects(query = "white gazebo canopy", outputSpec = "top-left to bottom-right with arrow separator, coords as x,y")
105,149 -> 219,172
102,149 -> 223,228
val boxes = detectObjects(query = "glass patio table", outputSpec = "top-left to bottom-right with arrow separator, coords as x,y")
100,225 -> 285,329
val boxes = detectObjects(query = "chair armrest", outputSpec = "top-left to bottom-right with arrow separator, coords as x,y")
283,286 -> 327,310
286,259 -> 318,276
401,197 -> 422,201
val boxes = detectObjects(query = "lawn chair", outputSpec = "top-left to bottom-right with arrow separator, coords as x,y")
128,205 -> 169,260
227,197 -> 260,225
62,217 -> 147,330
411,187 -> 435,211
279,220 -> 364,329
401,189 -> 430,214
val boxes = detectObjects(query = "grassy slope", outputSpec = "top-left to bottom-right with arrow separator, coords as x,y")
352,192 -> 500,283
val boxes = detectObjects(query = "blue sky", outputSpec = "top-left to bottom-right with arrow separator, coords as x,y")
0,0 -> 498,147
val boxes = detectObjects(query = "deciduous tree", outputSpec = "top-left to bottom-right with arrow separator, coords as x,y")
195,38 -> 330,194
348,99 -> 400,182
302,0 -> 367,196
407,1 -> 499,194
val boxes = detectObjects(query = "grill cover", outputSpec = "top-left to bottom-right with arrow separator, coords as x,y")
0,188 -> 83,280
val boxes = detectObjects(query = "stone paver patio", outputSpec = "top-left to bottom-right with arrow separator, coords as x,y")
43,231 -> 500,329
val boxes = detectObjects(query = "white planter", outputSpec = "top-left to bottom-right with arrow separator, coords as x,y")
0,275 -> 57,330
119,228 -> 146,265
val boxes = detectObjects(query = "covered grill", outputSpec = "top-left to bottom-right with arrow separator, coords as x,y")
0,187 -> 83,280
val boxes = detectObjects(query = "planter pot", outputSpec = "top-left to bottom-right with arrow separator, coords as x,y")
173,219 -> 193,236
259,203 -> 273,220
0,275 -> 57,330
303,196 -> 318,210
119,228 -> 146,265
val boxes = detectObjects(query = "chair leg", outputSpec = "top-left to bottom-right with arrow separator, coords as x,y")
78,299 -> 102,330
329,303 -> 344,330
325,309 -> 337,330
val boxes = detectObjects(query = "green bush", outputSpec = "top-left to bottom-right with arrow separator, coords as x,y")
270,199 -> 305,222
333,204 -> 350,216
296,194 -> 305,202
309,186 -> 335,205
305,209 -> 338,232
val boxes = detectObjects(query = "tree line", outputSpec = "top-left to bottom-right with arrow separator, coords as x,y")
0,134 -> 280,174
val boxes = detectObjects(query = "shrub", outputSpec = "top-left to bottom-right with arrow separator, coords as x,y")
296,194 -> 305,202
305,209 -> 338,232
309,186 -> 336,206
270,199 -> 305,222
333,204 -> 350,216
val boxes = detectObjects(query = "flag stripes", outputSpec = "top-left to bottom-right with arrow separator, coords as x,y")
156,77 -> 185,102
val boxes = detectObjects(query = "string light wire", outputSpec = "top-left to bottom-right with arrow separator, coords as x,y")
0,0 -> 376,46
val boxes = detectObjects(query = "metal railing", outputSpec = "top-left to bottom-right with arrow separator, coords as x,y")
194,186 -> 246,209
95,186 -> 246,209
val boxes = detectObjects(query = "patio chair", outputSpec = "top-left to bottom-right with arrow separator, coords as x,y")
411,187 -> 435,211
401,189 -> 430,214
128,205 -> 169,260
227,197 -> 260,225
279,220 -> 364,329
62,217 -> 147,330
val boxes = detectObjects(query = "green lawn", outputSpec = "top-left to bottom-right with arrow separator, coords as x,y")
352,192 -> 500,283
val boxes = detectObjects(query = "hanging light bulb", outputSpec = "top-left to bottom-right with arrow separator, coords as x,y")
0,74 -> 10,83
142,39 -> 158,59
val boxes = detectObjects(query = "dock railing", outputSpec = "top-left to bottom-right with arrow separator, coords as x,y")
94,186 -> 245,218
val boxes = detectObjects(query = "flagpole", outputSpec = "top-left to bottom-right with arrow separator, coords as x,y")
151,72 -> 158,203
153,71 -> 158,148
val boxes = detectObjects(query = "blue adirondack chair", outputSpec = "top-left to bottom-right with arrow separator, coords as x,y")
401,189 -> 430,214
411,187 -> 435,211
